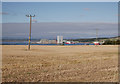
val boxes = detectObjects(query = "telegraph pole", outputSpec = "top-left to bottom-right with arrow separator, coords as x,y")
26,15 -> 35,50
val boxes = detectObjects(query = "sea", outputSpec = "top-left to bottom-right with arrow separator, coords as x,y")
1,40 -> 94,45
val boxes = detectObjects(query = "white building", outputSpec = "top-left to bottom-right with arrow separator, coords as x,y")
57,36 -> 63,44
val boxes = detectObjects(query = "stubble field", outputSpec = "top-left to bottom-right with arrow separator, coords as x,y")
2,45 -> 118,82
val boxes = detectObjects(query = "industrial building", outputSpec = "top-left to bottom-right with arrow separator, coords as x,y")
57,36 -> 63,44
36,39 -> 56,44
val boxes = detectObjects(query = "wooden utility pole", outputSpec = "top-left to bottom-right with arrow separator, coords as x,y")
26,15 -> 35,50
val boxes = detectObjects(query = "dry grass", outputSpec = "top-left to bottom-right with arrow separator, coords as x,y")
2,45 -> 118,82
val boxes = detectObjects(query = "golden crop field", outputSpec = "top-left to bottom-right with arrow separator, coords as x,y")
2,45 -> 118,82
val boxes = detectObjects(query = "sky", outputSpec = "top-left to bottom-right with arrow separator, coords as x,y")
2,2 -> 118,39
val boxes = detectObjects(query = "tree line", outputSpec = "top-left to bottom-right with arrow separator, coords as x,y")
103,39 -> 120,45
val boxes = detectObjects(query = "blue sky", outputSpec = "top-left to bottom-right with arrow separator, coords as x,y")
3,2 -> 118,23
2,2 -> 118,39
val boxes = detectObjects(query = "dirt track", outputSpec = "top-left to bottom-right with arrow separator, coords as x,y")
2,45 -> 118,82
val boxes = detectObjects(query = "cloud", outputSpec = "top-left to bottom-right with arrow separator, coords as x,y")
83,8 -> 91,11
80,14 -> 85,17
2,22 -> 118,39
116,14 -> 120,16
0,12 -> 9,15
32,19 -> 38,23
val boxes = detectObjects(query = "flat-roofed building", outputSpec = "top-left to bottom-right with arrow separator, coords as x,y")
57,36 -> 63,44
38,39 -> 56,44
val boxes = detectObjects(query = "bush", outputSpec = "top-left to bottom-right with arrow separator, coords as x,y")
103,40 -> 120,45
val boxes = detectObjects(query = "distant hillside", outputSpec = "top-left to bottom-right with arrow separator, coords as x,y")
66,36 -> 120,42
2,36 -> 120,43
